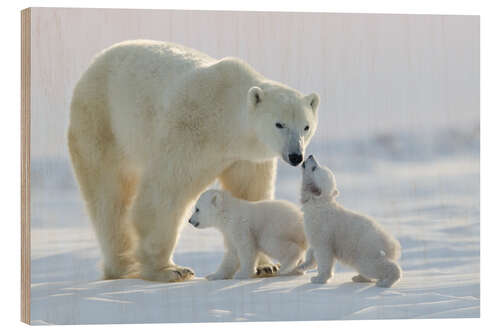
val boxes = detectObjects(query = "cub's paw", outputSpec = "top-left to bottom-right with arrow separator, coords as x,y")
143,265 -> 194,283
256,263 -> 280,277
294,264 -> 312,275
352,274 -> 373,283
295,264 -> 307,273
311,275 -> 330,284
291,267 -> 306,276
206,273 -> 230,281
376,278 -> 398,288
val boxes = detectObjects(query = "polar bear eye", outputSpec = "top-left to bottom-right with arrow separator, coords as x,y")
312,166 -> 317,172
304,125 -> 310,131
275,122 -> 284,129
195,208 -> 199,213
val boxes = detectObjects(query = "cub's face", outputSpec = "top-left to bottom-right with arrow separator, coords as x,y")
247,86 -> 319,167
188,190 -> 223,229
301,155 -> 338,202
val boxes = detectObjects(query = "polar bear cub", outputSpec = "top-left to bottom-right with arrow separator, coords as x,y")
189,189 -> 307,280
298,155 -> 402,287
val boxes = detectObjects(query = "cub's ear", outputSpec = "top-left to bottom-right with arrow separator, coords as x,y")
306,93 -> 320,113
247,86 -> 263,109
211,192 -> 222,207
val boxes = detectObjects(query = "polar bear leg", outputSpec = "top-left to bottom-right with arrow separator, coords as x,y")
297,248 -> 317,273
131,170 -> 195,282
219,159 -> 279,274
207,242 -> 240,280
68,116 -> 138,280
219,159 -> 276,201
233,242 -> 258,280
279,242 -> 306,275
311,247 -> 336,284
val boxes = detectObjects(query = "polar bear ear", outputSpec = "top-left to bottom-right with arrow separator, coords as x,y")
248,86 -> 263,109
332,189 -> 340,198
306,93 -> 320,113
211,192 -> 222,208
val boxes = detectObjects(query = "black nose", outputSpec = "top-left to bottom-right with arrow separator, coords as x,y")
288,153 -> 303,166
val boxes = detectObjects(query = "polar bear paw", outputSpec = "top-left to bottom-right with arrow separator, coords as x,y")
256,263 -> 280,277
376,277 -> 399,288
311,275 -> 330,284
352,274 -> 373,283
143,265 -> 194,283
206,273 -> 231,281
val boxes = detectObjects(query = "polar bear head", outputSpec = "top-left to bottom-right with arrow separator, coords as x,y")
301,155 -> 339,204
188,189 -> 226,229
247,85 -> 319,167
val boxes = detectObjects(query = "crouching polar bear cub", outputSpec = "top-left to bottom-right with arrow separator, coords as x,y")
68,40 -> 319,282
299,155 -> 402,287
189,189 -> 307,279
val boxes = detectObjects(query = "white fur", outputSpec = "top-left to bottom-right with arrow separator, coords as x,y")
189,190 -> 307,280
68,40 -> 319,282
298,156 -> 402,287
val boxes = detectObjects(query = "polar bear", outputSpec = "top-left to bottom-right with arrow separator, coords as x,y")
298,155 -> 402,287
188,189 -> 306,279
67,40 -> 319,282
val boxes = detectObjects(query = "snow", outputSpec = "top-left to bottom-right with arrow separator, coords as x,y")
30,127 -> 479,324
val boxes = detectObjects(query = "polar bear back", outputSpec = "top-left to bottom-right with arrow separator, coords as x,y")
75,40 -> 262,165
244,200 -> 306,248
87,40 -> 215,159
304,202 -> 401,265
104,40 -> 215,111
339,206 -> 400,261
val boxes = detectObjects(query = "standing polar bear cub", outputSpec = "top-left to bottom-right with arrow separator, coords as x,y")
68,40 -> 319,282
189,189 -> 307,280
299,155 -> 402,287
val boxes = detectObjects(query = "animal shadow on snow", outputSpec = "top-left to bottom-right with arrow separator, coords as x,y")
31,248 -> 388,325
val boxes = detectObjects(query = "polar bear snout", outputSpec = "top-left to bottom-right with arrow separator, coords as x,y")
301,156 -> 340,202
306,154 -> 317,165
188,218 -> 200,228
302,154 -> 318,171
283,151 -> 304,167
279,129 -> 307,167
288,153 -> 303,166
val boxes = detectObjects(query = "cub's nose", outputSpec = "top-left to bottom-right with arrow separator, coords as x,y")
288,153 -> 303,166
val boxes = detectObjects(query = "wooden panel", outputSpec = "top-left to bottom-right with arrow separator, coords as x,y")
22,8 -> 479,325
21,7 -> 31,325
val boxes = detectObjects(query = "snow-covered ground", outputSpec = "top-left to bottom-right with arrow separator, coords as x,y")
30,127 -> 479,324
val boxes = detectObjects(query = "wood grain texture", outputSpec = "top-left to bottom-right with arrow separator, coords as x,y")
24,8 -> 479,325
21,7 -> 31,325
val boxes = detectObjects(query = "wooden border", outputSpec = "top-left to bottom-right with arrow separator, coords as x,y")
21,7 -> 31,325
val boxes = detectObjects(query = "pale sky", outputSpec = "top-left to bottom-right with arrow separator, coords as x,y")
29,9 -> 479,158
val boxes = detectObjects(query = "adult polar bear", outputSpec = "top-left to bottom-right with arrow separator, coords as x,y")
68,40 -> 320,282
